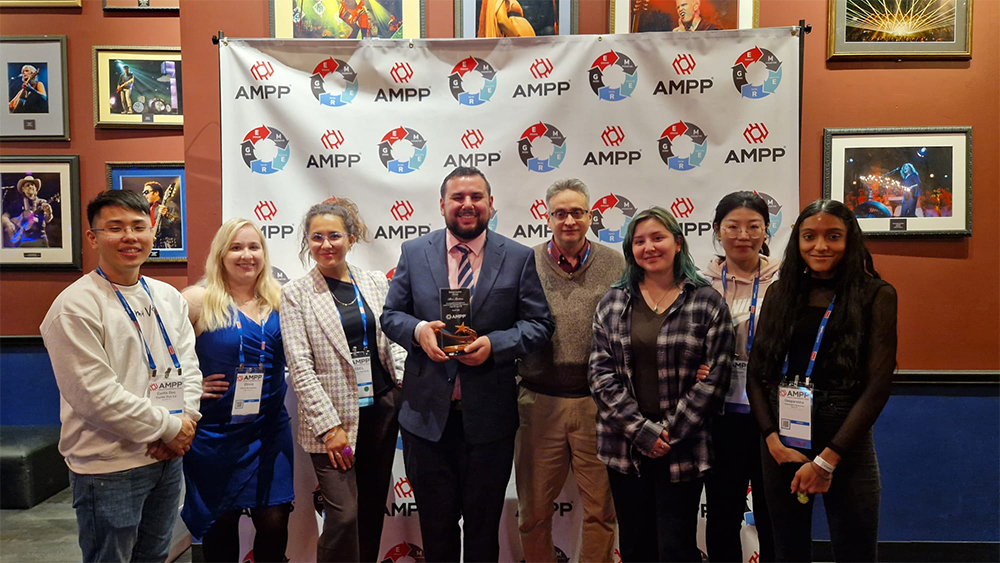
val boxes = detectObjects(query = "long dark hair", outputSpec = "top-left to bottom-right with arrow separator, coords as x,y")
752,200 -> 880,381
712,191 -> 771,256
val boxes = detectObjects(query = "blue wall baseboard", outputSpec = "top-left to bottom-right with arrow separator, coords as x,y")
2,337 -> 998,544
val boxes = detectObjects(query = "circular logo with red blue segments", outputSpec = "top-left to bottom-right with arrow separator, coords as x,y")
590,193 -> 637,243
378,126 -> 427,174
241,125 -> 290,175
310,57 -> 359,107
382,542 -> 424,562
448,56 -> 497,106
732,46 -> 782,99
517,122 -> 567,173
588,51 -> 638,102
757,191 -> 783,237
658,120 -> 707,171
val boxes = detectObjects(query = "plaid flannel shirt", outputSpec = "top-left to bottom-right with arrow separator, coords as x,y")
588,281 -> 734,479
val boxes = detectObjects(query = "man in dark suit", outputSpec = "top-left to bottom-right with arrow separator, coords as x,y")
381,166 -> 554,562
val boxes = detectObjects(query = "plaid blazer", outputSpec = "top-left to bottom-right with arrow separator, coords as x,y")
281,264 -> 406,454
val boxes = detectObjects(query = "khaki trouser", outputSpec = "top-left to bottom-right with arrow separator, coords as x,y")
514,387 -> 617,562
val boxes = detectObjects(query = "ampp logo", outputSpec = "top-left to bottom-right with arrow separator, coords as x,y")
671,197 -> 694,218
321,129 -> 345,150
391,200 -> 414,221
254,201 -> 277,221
390,62 -> 414,84
149,383 -> 158,392
530,199 -> 548,221
530,58 -> 554,79
394,477 -> 413,499
744,123 -> 769,144
601,126 -> 625,147
461,129 -> 484,150
250,61 -> 274,81
672,54 -> 696,75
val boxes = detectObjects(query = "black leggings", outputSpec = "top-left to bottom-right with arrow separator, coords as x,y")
200,503 -> 291,562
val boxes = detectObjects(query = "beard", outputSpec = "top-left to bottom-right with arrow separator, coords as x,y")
446,210 -> 490,241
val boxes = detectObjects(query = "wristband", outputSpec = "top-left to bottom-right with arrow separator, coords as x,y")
324,426 -> 339,443
813,455 -> 836,474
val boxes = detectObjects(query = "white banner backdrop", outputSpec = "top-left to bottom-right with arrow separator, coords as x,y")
219,29 -> 800,562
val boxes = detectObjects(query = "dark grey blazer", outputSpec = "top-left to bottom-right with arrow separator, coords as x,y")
380,228 -> 554,444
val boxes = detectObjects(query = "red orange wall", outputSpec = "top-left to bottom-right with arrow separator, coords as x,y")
2,0 -> 997,371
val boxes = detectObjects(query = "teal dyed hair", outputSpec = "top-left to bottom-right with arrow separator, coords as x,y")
613,206 -> 709,296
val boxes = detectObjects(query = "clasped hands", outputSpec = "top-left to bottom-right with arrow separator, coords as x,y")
765,433 -> 834,495
418,320 -> 492,366
146,416 -> 197,461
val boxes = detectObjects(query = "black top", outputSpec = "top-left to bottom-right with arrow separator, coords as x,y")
631,296 -> 666,420
747,276 -> 897,456
325,276 -> 393,397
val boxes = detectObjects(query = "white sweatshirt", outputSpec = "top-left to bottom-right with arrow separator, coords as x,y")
40,271 -> 202,474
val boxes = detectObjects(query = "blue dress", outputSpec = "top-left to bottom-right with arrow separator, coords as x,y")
181,311 -> 295,540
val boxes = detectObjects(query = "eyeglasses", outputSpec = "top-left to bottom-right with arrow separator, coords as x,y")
550,209 -> 589,221
309,232 -> 348,243
721,224 -> 765,239
91,225 -> 150,237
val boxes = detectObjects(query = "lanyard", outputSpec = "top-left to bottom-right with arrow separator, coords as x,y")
348,273 -> 368,349
234,307 -> 266,368
721,261 -> 761,354
96,267 -> 181,374
781,296 -> 836,379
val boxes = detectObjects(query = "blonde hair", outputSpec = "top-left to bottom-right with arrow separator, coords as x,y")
198,218 -> 282,332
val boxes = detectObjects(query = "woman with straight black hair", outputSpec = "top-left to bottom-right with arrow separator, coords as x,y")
589,206 -> 734,562
747,199 -> 897,562
703,191 -> 777,562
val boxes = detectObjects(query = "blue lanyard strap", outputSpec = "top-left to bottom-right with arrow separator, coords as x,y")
781,295 -> 836,380
349,273 -> 369,349
721,262 -> 761,354
234,307 -> 266,368
97,267 -> 182,373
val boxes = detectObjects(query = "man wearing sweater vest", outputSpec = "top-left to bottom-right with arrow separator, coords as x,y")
515,178 -> 624,561
41,190 -> 202,562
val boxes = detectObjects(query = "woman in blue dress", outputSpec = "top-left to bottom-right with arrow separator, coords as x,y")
181,217 -> 295,562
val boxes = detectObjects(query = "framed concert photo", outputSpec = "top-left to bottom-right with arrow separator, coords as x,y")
270,0 -> 424,39
609,0 -> 757,34
1,35 -> 70,141
103,0 -> 180,11
456,0 -> 577,37
827,0 -> 972,59
106,162 -> 187,262
823,127 -> 972,237
0,155 -> 81,271
92,46 -> 182,129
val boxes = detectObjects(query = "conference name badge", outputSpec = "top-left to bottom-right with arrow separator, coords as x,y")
232,366 -> 264,417
353,348 -> 374,408
778,377 -> 813,449
148,370 -> 184,416
725,360 -> 751,413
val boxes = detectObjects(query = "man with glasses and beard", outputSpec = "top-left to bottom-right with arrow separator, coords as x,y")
381,166 -> 554,562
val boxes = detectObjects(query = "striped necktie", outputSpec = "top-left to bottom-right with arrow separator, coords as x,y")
456,244 -> 474,293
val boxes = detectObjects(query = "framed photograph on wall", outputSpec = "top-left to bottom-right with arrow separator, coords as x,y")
270,0 -> 424,39
0,155 -> 81,271
106,162 -> 186,262
823,127 -> 972,237
93,46 -> 182,129
103,0 -> 180,11
610,0 -> 757,34
1,35 -> 69,141
455,0 -> 578,37
827,0 -> 972,59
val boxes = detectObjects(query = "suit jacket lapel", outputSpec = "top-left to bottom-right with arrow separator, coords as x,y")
471,232 -> 505,317
309,267 -> 352,363
425,230 -> 450,293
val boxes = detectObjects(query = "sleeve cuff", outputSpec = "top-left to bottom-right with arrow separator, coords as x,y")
413,320 -> 427,345
160,414 -> 182,443
633,419 -> 664,455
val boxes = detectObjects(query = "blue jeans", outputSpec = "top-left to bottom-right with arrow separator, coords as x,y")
70,459 -> 182,563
